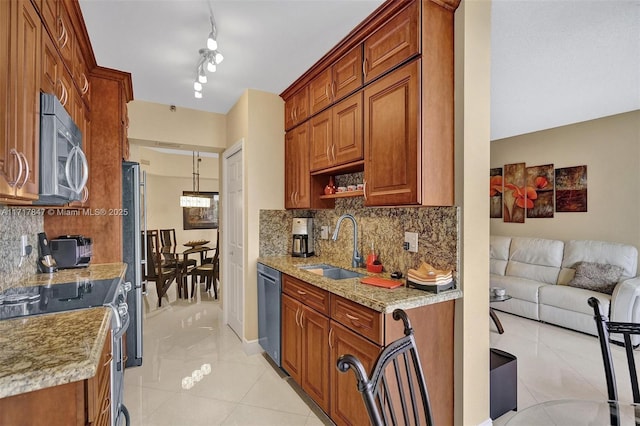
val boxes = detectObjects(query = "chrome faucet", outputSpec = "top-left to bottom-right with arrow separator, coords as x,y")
332,214 -> 362,268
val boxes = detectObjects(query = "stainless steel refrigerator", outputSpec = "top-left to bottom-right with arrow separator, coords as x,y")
122,161 -> 145,367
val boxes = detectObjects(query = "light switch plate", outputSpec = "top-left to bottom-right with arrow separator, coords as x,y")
404,232 -> 418,253
320,226 -> 329,240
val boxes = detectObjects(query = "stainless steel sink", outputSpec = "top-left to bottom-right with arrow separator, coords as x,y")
298,264 -> 364,280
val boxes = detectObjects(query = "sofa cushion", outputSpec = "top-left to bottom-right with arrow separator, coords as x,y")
567,262 -> 624,295
490,274 -> 544,304
490,236 -> 511,276
506,237 -> 564,284
561,240 -> 638,280
539,284 -> 611,316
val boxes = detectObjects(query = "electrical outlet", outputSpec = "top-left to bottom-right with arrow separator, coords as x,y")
404,232 -> 418,253
320,226 -> 329,240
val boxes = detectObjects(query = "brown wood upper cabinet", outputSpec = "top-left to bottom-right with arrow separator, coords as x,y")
309,92 -> 363,172
0,0 -> 41,201
284,123 -> 311,209
363,0 -> 420,83
309,46 -> 363,116
364,59 -> 420,206
284,86 -> 309,131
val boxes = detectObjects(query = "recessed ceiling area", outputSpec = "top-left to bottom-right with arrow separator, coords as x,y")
79,0 -> 640,141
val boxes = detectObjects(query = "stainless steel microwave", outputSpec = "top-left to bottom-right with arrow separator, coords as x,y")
36,93 -> 88,205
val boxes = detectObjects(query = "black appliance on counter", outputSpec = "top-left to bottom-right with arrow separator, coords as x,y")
122,161 -> 145,368
36,93 -> 89,205
50,235 -> 92,269
0,278 -> 131,425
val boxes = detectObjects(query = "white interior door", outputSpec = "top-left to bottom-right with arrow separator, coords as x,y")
223,142 -> 244,338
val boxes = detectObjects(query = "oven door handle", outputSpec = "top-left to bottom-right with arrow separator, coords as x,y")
114,310 -> 130,340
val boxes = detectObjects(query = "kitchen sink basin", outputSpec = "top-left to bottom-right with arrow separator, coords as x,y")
298,264 -> 365,280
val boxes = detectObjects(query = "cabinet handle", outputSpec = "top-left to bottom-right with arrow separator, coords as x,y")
362,59 -> 367,79
57,17 -> 68,50
295,307 -> 300,327
17,152 -> 29,188
296,290 -> 307,296
328,327 -> 334,349
331,144 -> 335,163
81,74 -> 89,95
299,310 -> 305,328
81,186 -> 89,203
325,84 -> 329,100
363,179 -> 367,201
331,81 -> 335,100
293,107 -> 298,123
345,313 -> 360,322
7,149 -> 23,188
326,146 -> 330,163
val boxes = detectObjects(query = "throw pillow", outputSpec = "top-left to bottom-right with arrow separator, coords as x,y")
567,261 -> 624,295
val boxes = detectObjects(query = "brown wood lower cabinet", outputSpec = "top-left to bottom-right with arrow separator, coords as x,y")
280,273 -> 455,425
329,320 -> 381,426
0,331 -> 112,426
281,293 -> 330,413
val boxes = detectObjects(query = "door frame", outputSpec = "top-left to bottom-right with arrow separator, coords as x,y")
221,139 -> 244,337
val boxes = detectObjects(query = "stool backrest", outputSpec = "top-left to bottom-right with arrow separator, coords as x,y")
589,297 -> 640,403
337,309 -> 433,426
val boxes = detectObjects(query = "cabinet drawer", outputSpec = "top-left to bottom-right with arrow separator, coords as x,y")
282,274 -> 330,316
331,295 -> 382,345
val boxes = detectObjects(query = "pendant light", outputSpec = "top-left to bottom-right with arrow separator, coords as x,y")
180,152 -> 211,208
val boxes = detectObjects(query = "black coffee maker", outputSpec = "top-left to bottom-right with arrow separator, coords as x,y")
292,218 -> 314,257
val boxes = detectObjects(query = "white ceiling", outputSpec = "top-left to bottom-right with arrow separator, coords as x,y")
79,0 -> 640,141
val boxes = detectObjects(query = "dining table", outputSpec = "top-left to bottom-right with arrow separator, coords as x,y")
505,399 -> 640,425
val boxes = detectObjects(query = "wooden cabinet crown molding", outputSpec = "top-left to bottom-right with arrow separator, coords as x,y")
90,66 -> 134,102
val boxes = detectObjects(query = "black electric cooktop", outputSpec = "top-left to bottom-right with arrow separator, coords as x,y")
0,278 -> 120,321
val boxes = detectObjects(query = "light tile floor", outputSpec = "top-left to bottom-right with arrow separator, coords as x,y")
122,283 -> 328,426
124,284 -> 639,425
491,310 -> 640,425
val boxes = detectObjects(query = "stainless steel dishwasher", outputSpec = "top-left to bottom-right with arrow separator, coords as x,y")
257,263 -> 281,366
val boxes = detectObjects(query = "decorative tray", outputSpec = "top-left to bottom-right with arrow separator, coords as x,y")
184,240 -> 210,247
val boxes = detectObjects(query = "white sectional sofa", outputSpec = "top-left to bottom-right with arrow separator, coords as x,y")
490,236 -> 640,342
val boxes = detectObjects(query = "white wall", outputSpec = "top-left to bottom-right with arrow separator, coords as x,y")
491,110 -> 640,249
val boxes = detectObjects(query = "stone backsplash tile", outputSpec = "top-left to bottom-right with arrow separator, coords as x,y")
0,208 -> 44,291
259,198 -> 459,276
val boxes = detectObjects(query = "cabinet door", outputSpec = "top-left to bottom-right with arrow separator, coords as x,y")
39,0 -> 57,38
309,108 -> 332,172
301,305 -> 330,413
363,0 -> 419,83
56,3 -> 74,68
330,320 -> 381,426
309,68 -> 332,116
13,0 -> 41,200
333,45 -> 362,101
0,0 -> 13,196
364,59 -> 419,206
284,123 -> 310,209
42,28 -> 61,95
281,294 -> 302,383
332,92 -> 363,167
284,87 -> 309,131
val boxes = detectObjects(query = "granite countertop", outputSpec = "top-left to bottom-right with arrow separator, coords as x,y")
0,263 -> 127,399
257,256 -> 462,313
24,262 -> 127,287
0,307 -> 112,398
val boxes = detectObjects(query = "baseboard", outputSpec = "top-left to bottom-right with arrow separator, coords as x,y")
243,338 -> 262,356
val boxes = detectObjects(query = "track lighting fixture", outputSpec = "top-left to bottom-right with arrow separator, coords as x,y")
194,12 -> 223,99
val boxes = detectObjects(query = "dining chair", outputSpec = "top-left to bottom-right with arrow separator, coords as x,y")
190,233 -> 219,299
143,231 -> 178,307
337,309 -> 434,426
159,229 -> 176,249
589,297 -> 640,403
